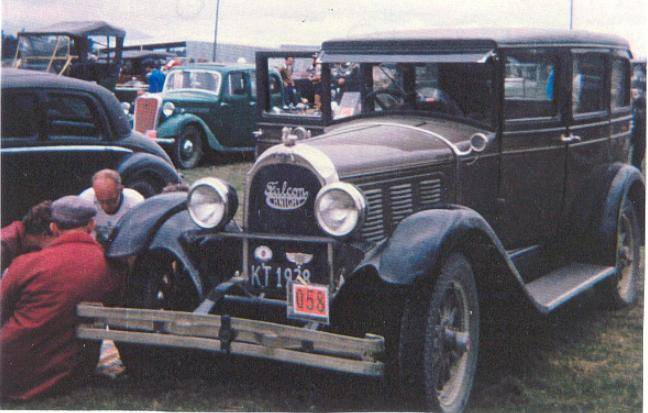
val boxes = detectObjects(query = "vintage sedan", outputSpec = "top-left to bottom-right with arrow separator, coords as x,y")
1,69 -> 182,226
132,63 -> 283,169
82,30 -> 643,413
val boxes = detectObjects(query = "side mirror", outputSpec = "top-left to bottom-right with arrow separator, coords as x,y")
469,133 -> 489,153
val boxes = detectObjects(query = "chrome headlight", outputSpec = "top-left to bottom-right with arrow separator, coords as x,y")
187,177 -> 238,229
315,182 -> 366,237
162,101 -> 176,117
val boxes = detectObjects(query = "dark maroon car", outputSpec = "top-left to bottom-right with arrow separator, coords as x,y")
91,29 -> 643,413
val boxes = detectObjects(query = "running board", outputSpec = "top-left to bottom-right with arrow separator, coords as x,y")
525,263 -> 616,312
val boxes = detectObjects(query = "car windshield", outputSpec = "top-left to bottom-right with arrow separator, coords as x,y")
15,34 -> 71,72
164,70 -> 221,95
331,61 -> 494,125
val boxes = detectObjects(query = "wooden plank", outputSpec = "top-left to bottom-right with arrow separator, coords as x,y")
77,327 -> 384,377
77,304 -> 384,356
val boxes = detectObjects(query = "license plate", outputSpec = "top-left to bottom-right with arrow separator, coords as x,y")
249,264 -> 312,290
288,283 -> 330,323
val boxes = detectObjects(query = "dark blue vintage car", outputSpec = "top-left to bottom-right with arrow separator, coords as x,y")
1,69 -> 182,226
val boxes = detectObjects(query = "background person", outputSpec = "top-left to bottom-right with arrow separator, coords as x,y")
1,200 -> 55,272
0,196 -> 120,401
80,169 -> 144,245
146,63 -> 166,93
279,56 -> 298,107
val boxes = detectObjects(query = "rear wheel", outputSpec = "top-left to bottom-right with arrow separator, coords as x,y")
172,125 -> 204,169
599,194 -> 641,308
399,253 -> 480,413
125,178 -> 159,198
116,253 -> 200,377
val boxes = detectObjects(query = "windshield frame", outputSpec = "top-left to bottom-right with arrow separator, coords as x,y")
256,50 -> 498,130
163,68 -> 223,97
14,33 -> 73,73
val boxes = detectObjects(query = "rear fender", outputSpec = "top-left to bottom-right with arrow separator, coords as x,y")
566,162 -> 644,263
117,152 -> 182,189
157,113 -> 224,151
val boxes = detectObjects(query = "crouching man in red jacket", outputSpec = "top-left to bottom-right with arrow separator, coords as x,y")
0,195 -> 121,401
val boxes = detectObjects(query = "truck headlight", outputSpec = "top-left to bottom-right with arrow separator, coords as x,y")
315,182 -> 366,237
187,177 -> 238,229
162,101 -> 176,117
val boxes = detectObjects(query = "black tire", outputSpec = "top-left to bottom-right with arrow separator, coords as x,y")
125,178 -> 158,198
399,253 -> 480,413
172,125 -> 204,169
116,253 -> 200,378
598,193 -> 641,308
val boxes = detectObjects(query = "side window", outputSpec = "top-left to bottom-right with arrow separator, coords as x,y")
504,50 -> 557,120
46,94 -> 103,140
1,91 -> 39,139
229,72 -> 247,96
572,53 -> 606,114
611,57 -> 630,110
250,71 -> 257,97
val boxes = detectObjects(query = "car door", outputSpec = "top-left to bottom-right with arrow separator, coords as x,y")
219,70 -> 253,148
496,48 -> 569,248
561,49 -> 612,225
1,89 -> 47,225
42,90 -> 131,196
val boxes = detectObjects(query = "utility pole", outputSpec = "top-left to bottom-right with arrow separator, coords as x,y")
212,0 -> 221,62
569,0 -> 574,30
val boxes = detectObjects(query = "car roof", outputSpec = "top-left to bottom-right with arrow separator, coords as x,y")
322,28 -> 630,54
2,68 -> 131,138
21,20 -> 125,38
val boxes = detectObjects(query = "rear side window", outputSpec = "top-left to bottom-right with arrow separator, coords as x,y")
229,72 -> 246,95
46,94 -> 103,140
1,92 -> 39,139
504,50 -> 557,120
572,53 -> 606,114
611,57 -> 630,109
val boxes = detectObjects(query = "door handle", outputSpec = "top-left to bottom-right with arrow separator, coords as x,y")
249,101 -> 256,107
220,102 -> 229,107
560,133 -> 582,144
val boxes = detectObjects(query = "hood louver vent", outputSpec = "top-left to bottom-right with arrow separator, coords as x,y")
358,176 -> 444,243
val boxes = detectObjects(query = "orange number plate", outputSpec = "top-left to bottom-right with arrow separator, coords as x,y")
291,283 -> 329,321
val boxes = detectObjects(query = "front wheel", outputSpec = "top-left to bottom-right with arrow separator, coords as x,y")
116,253 -> 200,377
399,253 -> 480,413
172,125 -> 204,169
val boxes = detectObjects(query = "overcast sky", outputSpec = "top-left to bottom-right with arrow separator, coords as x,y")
3,0 -> 646,57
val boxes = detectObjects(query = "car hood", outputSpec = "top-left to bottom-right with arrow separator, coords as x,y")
305,117 -> 488,177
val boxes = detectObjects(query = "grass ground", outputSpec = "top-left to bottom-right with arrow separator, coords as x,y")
2,159 -> 642,411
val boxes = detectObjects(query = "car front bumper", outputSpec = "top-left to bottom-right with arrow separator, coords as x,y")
76,302 -> 385,377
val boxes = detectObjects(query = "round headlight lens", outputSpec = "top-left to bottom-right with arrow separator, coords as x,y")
162,101 -> 176,117
315,182 -> 366,237
187,178 -> 230,229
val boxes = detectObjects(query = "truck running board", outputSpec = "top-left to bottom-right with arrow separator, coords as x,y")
525,263 -> 616,312
76,303 -> 385,377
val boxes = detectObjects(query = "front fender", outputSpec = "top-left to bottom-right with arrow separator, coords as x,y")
157,112 -> 224,151
340,206 -> 543,311
106,192 -> 189,258
117,152 -> 182,188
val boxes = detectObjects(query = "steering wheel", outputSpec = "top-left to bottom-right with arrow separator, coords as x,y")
365,89 -> 405,110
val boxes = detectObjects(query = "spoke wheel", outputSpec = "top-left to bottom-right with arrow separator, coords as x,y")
399,253 -> 479,413
599,194 -> 640,308
117,253 -> 200,378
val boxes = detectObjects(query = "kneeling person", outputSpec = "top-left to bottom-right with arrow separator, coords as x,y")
0,196 -> 121,400
80,169 -> 144,244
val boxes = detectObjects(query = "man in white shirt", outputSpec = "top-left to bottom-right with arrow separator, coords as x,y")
80,169 -> 144,245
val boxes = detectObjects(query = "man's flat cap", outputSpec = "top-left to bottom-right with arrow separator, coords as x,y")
51,195 -> 97,227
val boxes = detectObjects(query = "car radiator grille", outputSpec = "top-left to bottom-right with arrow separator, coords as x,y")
359,177 -> 443,242
133,97 -> 160,133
